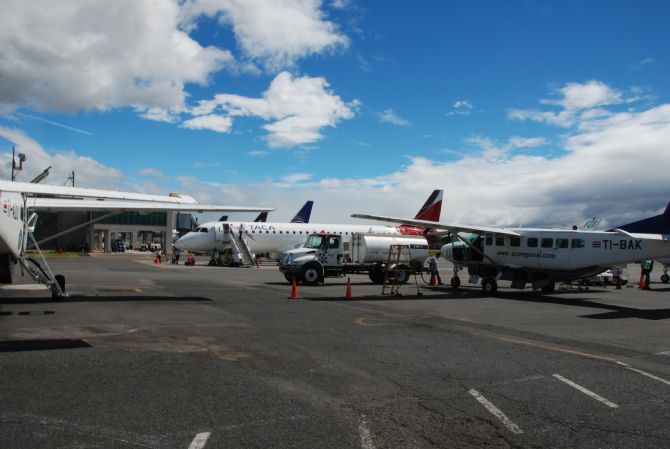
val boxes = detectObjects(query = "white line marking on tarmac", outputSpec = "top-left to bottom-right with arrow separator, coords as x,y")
358,419 -> 376,449
188,432 -> 211,449
552,374 -> 618,408
468,389 -> 523,435
617,361 -> 670,386
656,351 -> 670,357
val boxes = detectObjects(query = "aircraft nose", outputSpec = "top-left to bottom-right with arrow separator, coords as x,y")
174,234 -> 191,250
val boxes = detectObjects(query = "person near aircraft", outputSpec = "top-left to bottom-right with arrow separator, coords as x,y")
642,259 -> 654,289
427,254 -> 442,285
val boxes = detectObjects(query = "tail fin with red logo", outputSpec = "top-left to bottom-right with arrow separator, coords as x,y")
413,190 -> 443,222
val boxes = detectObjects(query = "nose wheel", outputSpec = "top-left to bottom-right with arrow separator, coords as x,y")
481,277 -> 498,294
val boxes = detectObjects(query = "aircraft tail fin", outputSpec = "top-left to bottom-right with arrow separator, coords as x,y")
219,215 -> 228,222
291,201 -> 314,223
414,190 -> 443,222
254,212 -> 269,222
612,201 -> 670,234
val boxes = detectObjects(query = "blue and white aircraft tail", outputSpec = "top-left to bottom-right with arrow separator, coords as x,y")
290,201 -> 314,223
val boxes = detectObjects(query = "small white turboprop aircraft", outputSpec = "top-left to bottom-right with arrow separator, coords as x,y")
352,202 -> 670,294
0,180 -> 272,298
175,190 -> 444,262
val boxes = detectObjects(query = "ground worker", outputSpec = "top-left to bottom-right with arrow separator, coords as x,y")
642,259 -> 654,289
427,254 -> 442,285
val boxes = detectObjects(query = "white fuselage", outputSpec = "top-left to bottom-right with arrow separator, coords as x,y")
175,221 -> 402,258
442,229 -> 670,274
0,191 -> 25,259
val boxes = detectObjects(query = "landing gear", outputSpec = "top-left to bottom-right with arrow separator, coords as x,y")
662,273 -> 669,284
482,277 -> 497,294
450,276 -> 461,290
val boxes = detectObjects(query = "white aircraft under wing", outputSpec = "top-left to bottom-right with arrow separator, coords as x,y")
353,204 -> 670,294
0,180 -> 273,298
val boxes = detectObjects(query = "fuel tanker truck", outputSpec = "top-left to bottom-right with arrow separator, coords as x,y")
279,232 -> 429,285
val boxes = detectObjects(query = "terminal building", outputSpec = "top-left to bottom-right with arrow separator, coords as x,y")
33,211 -> 196,253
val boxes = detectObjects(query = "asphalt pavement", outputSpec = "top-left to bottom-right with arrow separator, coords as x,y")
1,254 -> 669,448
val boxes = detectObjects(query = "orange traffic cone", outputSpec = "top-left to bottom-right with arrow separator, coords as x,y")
430,271 -> 438,287
639,271 -> 645,289
289,276 -> 299,300
345,277 -> 352,299
154,256 -> 159,264
615,275 -> 622,290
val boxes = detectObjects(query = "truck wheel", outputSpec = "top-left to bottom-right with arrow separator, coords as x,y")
482,277 -> 497,295
396,265 -> 411,284
662,274 -> 669,283
368,265 -> 385,284
450,276 -> 460,290
301,262 -> 322,286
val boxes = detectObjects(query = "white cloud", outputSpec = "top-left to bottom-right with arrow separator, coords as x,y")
180,92 -> 670,229
180,0 -> 349,71
632,57 -> 654,71
280,173 -> 313,185
138,167 -> 166,179
138,107 -> 181,124
542,80 -> 623,110
190,71 -> 357,147
0,0 -> 232,113
181,114 -> 233,133
448,100 -> 474,116
509,81 -> 629,128
247,151 -> 270,157
379,109 -> 410,126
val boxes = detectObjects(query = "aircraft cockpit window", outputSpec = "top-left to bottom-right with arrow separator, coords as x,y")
485,236 -> 493,246
510,237 -> 521,247
527,238 -> 538,247
495,237 -> 505,246
200,228 -> 209,233
556,238 -> 569,249
541,238 -> 553,248
571,239 -> 585,248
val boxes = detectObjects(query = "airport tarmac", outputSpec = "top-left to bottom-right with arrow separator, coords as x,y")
1,254 -> 670,449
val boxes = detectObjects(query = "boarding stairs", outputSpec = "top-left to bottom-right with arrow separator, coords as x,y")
228,234 -> 256,267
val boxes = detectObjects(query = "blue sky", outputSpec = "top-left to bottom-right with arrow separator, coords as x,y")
1,0 -> 669,227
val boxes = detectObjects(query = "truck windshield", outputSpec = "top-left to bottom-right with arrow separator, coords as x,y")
305,235 -> 324,249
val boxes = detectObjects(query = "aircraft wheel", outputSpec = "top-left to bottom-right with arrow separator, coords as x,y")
301,263 -> 322,286
482,277 -> 497,295
540,283 -> 555,294
661,274 -> 669,283
450,276 -> 461,290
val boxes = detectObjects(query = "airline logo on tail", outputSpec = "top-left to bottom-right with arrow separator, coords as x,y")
398,189 -> 443,236
414,190 -> 443,221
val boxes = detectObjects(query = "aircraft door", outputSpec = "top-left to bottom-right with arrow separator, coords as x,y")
215,223 -> 224,241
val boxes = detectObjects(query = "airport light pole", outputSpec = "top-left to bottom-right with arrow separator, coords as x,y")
11,146 -> 26,181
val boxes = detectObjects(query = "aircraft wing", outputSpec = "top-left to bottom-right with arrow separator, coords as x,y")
351,213 -> 521,237
27,198 -> 274,213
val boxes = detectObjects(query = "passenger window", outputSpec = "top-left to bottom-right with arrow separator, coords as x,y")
485,236 -> 493,246
279,231 -> 282,234
557,238 -> 568,249
495,237 -> 505,246
571,239 -> 585,248
541,238 -> 553,248
527,238 -> 538,247
266,231 -> 269,234
272,231 -> 276,234
510,237 -> 520,247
